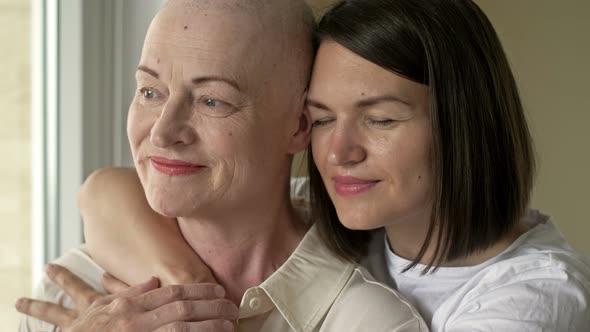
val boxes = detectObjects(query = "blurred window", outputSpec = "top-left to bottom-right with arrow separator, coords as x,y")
0,0 -> 32,329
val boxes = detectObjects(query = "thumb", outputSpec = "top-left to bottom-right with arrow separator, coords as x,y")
102,273 -> 159,296
102,273 -> 129,294
120,276 -> 160,298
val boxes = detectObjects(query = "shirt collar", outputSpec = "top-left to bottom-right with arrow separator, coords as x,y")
252,223 -> 356,331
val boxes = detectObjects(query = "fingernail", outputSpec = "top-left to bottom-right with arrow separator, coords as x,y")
14,298 -> 25,311
46,264 -> 56,277
214,285 -> 226,298
223,320 -> 234,332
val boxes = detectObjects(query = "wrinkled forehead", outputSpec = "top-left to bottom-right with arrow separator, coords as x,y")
173,0 -> 264,14
141,7 -> 280,86
146,3 -> 272,49
145,11 -> 259,52
155,0 -> 271,39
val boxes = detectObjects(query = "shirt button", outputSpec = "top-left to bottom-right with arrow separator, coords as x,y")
249,297 -> 261,311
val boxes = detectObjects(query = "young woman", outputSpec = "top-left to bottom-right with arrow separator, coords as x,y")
72,0 -> 590,330
305,1 -> 590,330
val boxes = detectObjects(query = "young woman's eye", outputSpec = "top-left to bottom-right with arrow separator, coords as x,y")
368,119 -> 396,127
312,119 -> 335,128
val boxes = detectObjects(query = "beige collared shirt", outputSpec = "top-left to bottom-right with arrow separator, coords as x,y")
20,224 -> 428,332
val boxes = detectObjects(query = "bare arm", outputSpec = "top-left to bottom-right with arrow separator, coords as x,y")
78,167 -> 215,286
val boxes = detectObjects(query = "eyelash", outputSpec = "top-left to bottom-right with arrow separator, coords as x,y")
312,119 -> 334,127
367,119 -> 396,126
201,98 -> 225,108
312,118 -> 396,128
138,88 -> 231,110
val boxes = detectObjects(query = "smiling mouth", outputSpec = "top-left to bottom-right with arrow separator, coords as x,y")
150,157 -> 206,176
332,176 -> 380,197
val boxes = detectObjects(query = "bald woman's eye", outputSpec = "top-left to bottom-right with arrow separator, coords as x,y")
203,98 -> 224,108
136,87 -> 167,107
139,87 -> 162,100
196,96 -> 237,118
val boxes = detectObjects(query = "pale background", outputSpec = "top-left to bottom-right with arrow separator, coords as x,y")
476,0 -> 590,261
0,0 -> 32,329
1,0 -> 589,329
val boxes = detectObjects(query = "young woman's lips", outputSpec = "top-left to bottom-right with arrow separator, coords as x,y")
332,176 -> 379,197
150,157 -> 206,176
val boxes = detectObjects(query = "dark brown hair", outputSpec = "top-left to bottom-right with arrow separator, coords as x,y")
308,0 -> 536,271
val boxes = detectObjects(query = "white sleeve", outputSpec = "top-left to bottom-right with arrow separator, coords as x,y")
18,247 -> 105,332
18,268 -> 71,332
442,276 -> 590,332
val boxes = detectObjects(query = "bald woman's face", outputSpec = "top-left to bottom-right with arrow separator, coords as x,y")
127,1 -> 310,218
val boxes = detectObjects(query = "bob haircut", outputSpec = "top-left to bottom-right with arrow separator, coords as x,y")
308,0 -> 536,271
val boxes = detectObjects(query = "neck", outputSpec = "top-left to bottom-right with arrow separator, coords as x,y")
384,206 -> 433,263
177,189 -> 308,304
385,210 -> 529,268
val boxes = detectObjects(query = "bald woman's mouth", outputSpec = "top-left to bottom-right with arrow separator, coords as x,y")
150,156 -> 207,176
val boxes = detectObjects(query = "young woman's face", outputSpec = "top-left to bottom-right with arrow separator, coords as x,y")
308,41 -> 434,230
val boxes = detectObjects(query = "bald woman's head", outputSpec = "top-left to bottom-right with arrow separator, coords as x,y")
147,0 -> 316,101
128,0 -> 317,218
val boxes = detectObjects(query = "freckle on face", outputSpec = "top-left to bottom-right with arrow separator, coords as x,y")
184,25 -> 188,30
157,58 -> 161,64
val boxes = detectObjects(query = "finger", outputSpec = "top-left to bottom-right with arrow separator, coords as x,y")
139,299 -> 239,328
154,320 -> 235,332
98,276 -> 160,306
46,264 -> 103,309
116,276 -> 160,298
136,283 -> 226,310
15,297 -> 77,328
102,272 -> 131,294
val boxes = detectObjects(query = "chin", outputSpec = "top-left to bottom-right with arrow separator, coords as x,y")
341,222 -> 366,230
337,212 -> 382,231
145,193 -> 186,218
147,200 -> 177,218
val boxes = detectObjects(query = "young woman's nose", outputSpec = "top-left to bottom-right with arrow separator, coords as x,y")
327,126 -> 366,166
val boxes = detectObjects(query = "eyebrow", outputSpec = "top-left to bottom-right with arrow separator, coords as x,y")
355,95 -> 411,108
306,95 -> 410,110
137,65 -> 159,79
192,76 -> 241,92
137,66 -> 241,92
306,99 -> 329,110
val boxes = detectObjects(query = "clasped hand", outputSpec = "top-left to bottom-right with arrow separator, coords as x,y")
16,264 -> 238,331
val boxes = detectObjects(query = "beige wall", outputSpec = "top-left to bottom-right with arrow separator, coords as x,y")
0,0 -> 31,329
302,0 -> 590,255
475,0 -> 590,255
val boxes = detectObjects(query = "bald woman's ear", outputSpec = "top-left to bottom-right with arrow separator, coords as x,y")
287,90 -> 312,154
